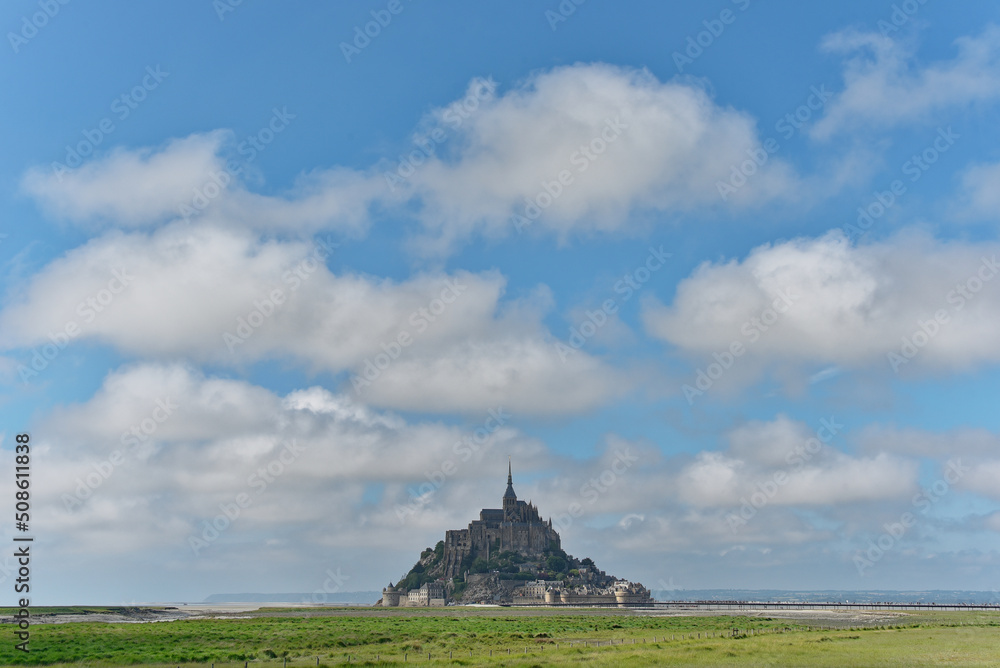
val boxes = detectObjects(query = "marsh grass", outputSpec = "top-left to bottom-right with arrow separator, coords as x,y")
0,608 -> 997,666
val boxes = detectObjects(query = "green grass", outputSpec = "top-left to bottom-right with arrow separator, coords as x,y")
0,608 -> 997,666
0,607 -> 170,616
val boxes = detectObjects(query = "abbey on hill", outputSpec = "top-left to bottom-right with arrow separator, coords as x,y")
378,461 -> 652,606
440,460 -> 561,578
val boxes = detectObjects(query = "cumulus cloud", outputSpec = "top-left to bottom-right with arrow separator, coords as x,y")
22,132 -> 230,226
21,130 -> 381,234
673,415 -> 917,509
813,26 -> 1000,139
396,63 -> 796,249
20,63 -> 796,249
0,223 -> 625,415
28,364 -> 540,555
643,230 -> 1000,380
10,370 -> 994,593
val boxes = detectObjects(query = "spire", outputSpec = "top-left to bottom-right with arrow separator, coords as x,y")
503,456 -> 516,500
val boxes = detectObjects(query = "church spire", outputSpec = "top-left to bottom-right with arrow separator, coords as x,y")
503,456 -> 516,501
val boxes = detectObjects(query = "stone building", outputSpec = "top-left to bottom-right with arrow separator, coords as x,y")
382,581 -> 445,607
522,580 -> 561,599
442,461 -> 560,578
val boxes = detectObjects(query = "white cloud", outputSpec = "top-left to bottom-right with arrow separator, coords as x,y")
955,459 -> 1000,501
955,161 -> 1000,222
398,63 -> 796,249
673,416 -> 917,508
857,425 -> 1000,459
21,64 -> 796,249
813,26 -> 1000,139
11,373 -> 996,592
0,223 -> 624,415
21,131 -> 381,235
28,364 -> 541,555
357,338 -> 623,415
22,132 -> 230,226
643,230 -> 1000,379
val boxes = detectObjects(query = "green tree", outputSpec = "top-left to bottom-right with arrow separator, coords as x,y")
471,557 -> 489,574
546,555 -> 567,573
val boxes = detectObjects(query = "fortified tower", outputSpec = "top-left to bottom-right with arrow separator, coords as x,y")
381,582 -> 401,607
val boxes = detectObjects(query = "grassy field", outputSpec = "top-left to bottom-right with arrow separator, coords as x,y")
0,607 -> 997,666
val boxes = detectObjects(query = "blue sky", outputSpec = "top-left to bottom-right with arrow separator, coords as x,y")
3,0 -> 1000,604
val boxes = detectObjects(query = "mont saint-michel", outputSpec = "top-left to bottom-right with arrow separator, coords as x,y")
378,462 -> 652,607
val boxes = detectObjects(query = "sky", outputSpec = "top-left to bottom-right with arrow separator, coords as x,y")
2,0 -> 1000,605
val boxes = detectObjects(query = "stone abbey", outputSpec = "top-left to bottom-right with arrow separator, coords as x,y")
379,461 -> 652,607
441,460 -> 561,578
